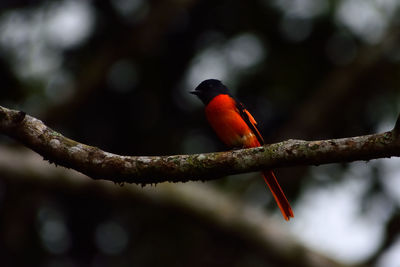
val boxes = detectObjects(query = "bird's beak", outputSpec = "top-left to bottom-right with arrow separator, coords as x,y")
190,91 -> 199,95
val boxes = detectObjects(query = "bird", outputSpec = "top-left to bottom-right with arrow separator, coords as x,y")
190,79 -> 294,221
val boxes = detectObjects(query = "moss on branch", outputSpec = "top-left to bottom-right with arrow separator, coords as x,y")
1,105 -> 400,185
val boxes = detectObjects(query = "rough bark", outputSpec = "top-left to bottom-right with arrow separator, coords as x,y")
1,105 -> 400,185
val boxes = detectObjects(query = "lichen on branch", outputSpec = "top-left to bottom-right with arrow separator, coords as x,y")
1,105 -> 400,185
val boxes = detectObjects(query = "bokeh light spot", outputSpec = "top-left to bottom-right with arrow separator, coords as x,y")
280,16 -> 312,42
272,0 -> 328,19
336,0 -> 387,44
225,34 -> 265,69
95,221 -> 129,255
45,0 -> 94,48
37,205 -> 71,254
111,0 -> 149,22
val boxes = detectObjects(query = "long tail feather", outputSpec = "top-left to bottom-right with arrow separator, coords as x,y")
262,170 -> 294,221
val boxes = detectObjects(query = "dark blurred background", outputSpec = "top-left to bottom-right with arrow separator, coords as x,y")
1,0 -> 400,266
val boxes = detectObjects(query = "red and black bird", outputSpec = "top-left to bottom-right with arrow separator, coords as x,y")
191,79 -> 294,221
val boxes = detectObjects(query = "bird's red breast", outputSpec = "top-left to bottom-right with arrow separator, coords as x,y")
205,94 -> 260,148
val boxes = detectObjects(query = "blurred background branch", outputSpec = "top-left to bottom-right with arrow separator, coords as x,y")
0,145 -> 354,267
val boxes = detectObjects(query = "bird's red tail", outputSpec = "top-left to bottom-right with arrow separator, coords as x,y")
262,170 -> 294,221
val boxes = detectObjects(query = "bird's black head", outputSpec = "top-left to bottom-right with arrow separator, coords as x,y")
190,79 -> 231,105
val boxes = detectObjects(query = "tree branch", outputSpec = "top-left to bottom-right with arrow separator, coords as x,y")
1,105 -> 400,185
